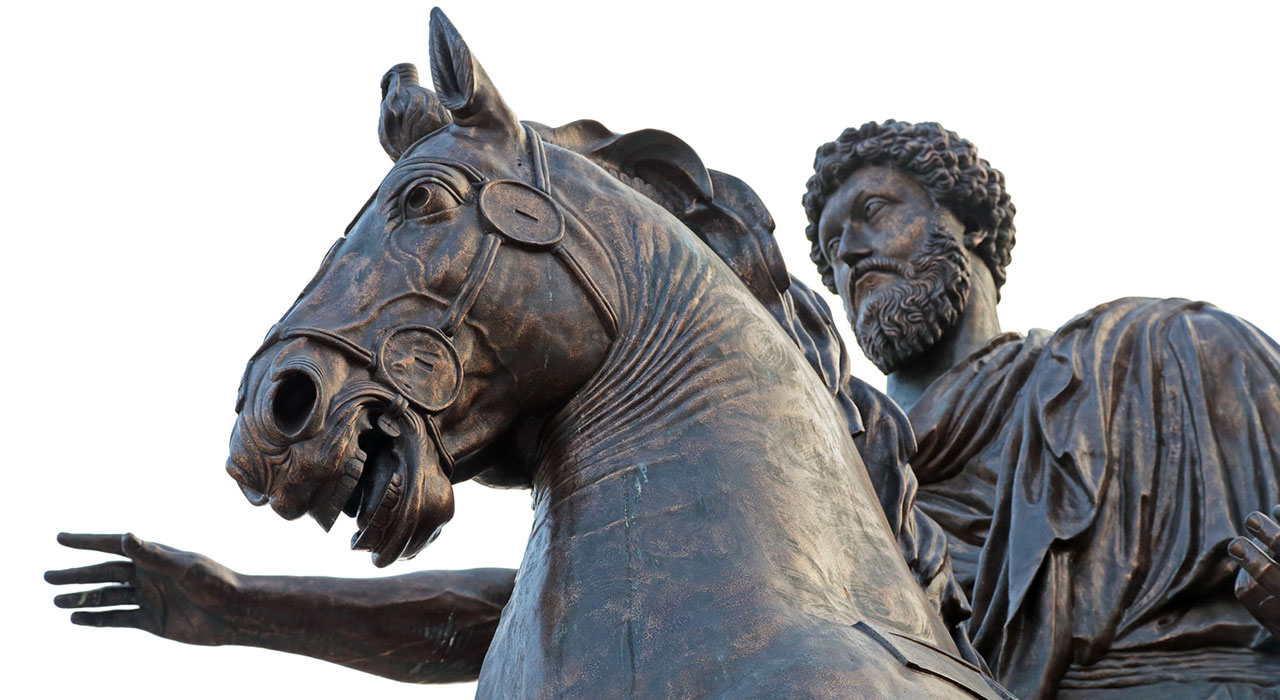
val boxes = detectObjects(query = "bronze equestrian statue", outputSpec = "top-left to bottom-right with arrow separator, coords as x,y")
46,9 -> 1280,700
806,119 -> 1280,698
47,10 -> 1009,700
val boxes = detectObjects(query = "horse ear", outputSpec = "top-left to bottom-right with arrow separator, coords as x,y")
428,8 -> 521,137
379,63 -> 453,161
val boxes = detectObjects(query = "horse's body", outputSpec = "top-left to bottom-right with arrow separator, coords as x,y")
223,11 -> 1008,698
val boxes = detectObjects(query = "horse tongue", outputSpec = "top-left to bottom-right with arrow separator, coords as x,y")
349,448 -> 401,552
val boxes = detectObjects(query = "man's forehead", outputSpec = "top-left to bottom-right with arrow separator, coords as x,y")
832,164 -> 927,206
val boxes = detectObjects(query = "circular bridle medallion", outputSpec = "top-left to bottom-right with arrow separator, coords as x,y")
378,326 -> 464,413
245,130 -> 616,473
478,179 -> 565,249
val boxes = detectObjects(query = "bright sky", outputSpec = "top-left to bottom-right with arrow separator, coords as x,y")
6,2 -> 1279,698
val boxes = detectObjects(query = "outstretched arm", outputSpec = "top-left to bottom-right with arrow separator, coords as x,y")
46,533 -> 515,684
1230,507 -> 1280,639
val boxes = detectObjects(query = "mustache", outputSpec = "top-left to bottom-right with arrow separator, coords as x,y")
853,257 -> 910,279
850,224 -> 972,375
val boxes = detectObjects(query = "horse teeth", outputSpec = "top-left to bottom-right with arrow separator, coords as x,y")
350,527 -> 376,551
311,496 -> 342,533
331,473 -> 359,508
351,522 -> 382,551
349,472 -> 402,553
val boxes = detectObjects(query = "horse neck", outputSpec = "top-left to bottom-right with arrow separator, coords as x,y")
526,180 -> 953,647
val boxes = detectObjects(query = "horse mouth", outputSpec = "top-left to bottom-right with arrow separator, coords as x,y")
344,418 -> 406,556
304,411 -> 401,549
305,406 -> 451,568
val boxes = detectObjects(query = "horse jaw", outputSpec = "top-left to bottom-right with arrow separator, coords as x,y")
345,408 -> 455,567
227,381 -> 455,568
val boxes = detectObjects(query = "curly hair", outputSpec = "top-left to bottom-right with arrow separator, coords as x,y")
802,120 -> 1015,297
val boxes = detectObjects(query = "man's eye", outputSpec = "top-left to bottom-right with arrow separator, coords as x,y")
864,198 -> 887,220
827,236 -> 841,261
402,180 -> 462,218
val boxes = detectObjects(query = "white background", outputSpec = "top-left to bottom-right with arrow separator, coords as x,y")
5,2 -> 1279,697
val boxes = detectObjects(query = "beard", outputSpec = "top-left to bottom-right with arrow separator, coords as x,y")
850,224 -> 971,374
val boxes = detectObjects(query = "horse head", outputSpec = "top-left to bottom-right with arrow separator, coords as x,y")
226,9 -> 619,567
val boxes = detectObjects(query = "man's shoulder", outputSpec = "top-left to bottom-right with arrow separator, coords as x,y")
1063,296 -> 1216,327
915,296 -> 1278,423
1048,296 -> 1274,353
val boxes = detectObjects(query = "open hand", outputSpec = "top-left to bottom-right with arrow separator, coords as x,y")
1230,506 -> 1280,638
45,533 -> 243,646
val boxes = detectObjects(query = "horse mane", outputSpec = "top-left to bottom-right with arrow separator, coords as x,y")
529,119 -> 861,433
528,121 -> 786,302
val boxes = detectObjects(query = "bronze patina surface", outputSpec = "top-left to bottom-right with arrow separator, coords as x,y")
47,10 -> 1008,700
39,7 -> 1280,700
807,120 -> 1280,698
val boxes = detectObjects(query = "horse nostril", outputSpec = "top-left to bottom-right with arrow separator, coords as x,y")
271,370 -> 319,436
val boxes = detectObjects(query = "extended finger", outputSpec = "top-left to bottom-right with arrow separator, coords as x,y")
44,561 -> 133,585
54,585 -> 138,609
56,533 -> 127,556
1245,512 -> 1280,557
1230,537 -> 1280,592
120,533 -> 185,577
70,609 -> 143,629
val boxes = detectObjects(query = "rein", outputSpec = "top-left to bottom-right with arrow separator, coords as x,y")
250,126 -> 618,472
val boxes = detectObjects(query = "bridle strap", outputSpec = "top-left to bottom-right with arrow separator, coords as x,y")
259,126 -> 620,474
528,123 -> 551,193
282,327 -> 376,367
440,232 -> 502,337
523,124 -> 619,339
553,243 -> 619,337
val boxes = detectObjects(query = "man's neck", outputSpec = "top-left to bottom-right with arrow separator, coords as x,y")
886,252 -> 1002,413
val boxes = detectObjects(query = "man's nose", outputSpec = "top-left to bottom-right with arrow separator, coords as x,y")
836,226 -> 872,267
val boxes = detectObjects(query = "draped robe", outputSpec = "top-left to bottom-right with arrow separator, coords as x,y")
894,297 -> 1280,698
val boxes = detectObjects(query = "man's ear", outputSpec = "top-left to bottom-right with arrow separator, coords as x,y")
963,227 -> 991,250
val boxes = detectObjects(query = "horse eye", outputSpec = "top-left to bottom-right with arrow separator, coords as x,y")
405,184 -> 432,212
400,180 -> 465,220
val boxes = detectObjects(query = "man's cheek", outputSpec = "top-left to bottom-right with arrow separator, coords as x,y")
838,273 -> 859,323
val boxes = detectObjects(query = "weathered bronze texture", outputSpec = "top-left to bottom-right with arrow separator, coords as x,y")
48,10 -> 1011,699
1232,506 -> 1280,639
808,120 -> 1280,698
41,8 -> 1280,700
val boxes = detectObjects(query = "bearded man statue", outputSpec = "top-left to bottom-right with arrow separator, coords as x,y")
805,120 -> 1280,699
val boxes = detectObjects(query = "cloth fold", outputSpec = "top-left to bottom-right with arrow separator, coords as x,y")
908,297 -> 1280,698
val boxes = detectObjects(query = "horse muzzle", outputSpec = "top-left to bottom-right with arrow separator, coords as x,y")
226,342 -> 456,567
